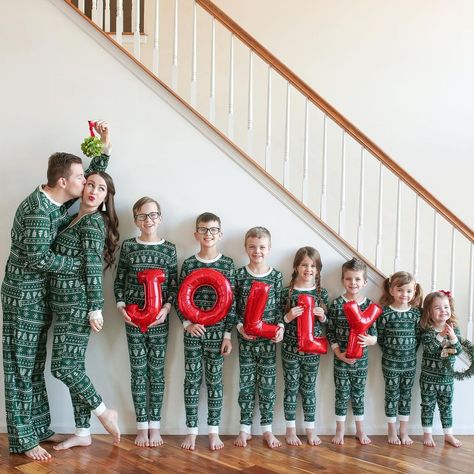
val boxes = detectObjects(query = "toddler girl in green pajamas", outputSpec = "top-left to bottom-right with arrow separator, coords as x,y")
281,246 -> 328,446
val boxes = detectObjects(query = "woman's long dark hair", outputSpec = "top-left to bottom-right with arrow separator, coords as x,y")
86,171 -> 119,269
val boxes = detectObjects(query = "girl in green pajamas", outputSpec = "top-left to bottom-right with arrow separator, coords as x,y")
281,246 -> 328,446
114,197 -> 178,448
50,171 -> 120,450
419,291 -> 462,448
234,227 -> 284,449
377,271 -> 423,445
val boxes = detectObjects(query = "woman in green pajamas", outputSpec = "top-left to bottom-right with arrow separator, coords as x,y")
114,197 -> 178,447
281,246 -> 328,447
50,171 -> 120,450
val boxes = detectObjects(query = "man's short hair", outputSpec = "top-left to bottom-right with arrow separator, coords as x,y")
47,152 -> 83,187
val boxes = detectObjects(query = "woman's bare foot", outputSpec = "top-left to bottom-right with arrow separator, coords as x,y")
388,422 -> 401,445
305,428 -> 321,446
24,445 -> 52,461
399,421 -> 413,445
209,433 -> 224,451
285,427 -> 302,446
135,429 -> 149,447
234,431 -> 252,447
149,429 -> 163,447
53,435 -> 92,450
332,421 -> 345,445
423,433 -> 436,447
445,434 -> 462,447
98,408 -> 120,445
181,434 -> 196,450
263,431 -> 281,449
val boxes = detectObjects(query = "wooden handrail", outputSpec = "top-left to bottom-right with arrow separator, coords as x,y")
196,0 -> 474,243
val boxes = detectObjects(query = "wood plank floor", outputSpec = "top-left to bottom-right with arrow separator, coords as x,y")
1,434 -> 473,473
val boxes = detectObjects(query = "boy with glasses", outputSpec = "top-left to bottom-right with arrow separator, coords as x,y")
114,197 -> 178,448
177,212 -> 236,451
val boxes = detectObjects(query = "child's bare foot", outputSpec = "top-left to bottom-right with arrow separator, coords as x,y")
305,428 -> 321,446
332,421 -> 345,445
209,433 -> 224,451
149,429 -> 163,447
263,431 -> 281,449
285,427 -> 302,446
53,435 -> 92,450
234,431 -> 252,447
98,408 -> 120,445
43,433 -> 67,443
445,434 -> 462,448
180,434 -> 196,450
399,421 -> 413,445
388,423 -> 401,445
423,433 -> 436,447
356,431 -> 371,445
135,429 -> 149,447
25,445 -> 52,461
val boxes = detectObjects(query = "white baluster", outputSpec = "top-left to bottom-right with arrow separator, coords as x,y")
375,162 -> 383,269
247,50 -> 254,155
209,17 -> 216,124
97,0 -> 103,29
190,1 -> 197,107
450,227 -> 456,293
338,130 -> 346,237
431,211 -> 438,291
133,0 -> 141,60
264,67 -> 272,172
116,0 -> 123,45
78,0 -> 85,14
301,99 -> 309,205
228,34 -> 234,139
104,0 -> 110,32
172,0 -> 178,91
152,0 -> 160,75
394,179 -> 402,272
413,195 -> 420,280
91,0 -> 98,24
357,147 -> 365,252
468,243 -> 474,341
320,114 -> 327,221
283,83 -> 291,189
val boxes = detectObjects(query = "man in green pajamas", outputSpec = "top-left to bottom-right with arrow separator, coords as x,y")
1,122 -> 110,460
176,212 -> 236,452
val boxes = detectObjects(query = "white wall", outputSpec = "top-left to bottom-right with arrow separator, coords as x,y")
0,0 -> 472,438
213,0 -> 474,229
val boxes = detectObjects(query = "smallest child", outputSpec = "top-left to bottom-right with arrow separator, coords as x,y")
420,291 -> 462,448
327,258 -> 377,445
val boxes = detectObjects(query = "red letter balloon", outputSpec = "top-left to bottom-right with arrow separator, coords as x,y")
297,294 -> 328,354
125,269 -> 166,333
178,268 -> 233,326
243,281 -> 279,339
343,300 -> 382,359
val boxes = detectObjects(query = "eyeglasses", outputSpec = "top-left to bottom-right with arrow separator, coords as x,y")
196,226 -> 220,235
135,212 -> 160,222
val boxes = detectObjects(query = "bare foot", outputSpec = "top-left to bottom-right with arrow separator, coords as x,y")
400,433 -> 413,445
356,432 -> 371,445
263,431 -> 281,449
285,427 -> 302,446
181,434 -> 196,450
98,408 -> 120,445
43,433 -> 67,443
234,431 -> 252,447
24,445 -> 52,461
135,429 -> 149,447
305,428 -> 321,446
423,433 -> 436,447
445,434 -> 462,448
332,421 -> 345,445
209,433 -> 224,451
53,435 -> 92,450
149,429 -> 163,447
388,423 -> 401,445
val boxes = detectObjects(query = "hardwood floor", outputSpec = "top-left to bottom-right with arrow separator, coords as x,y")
0,434 -> 473,473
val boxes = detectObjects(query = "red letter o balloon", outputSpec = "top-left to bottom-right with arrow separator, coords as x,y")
297,294 -> 328,354
125,269 -> 166,333
178,268 -> 233,326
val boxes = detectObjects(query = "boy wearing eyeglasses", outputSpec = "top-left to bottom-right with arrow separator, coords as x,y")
114,197 -> 178,448
176,212 -> 236,451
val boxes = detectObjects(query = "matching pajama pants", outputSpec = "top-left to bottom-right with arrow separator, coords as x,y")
382,362 -> 416,419
334,357 -> 368,418
420,376 -> 454,429
126,323 -> 168,425
238,338 -> 277,427
1,289 -> 54,453
184,329 -> 224,429
281,341 -> 320,423
50,305 -> 102,429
